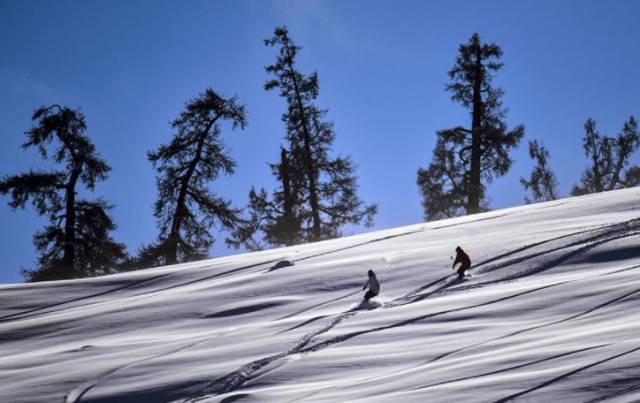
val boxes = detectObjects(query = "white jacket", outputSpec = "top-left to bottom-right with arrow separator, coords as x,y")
363,276 -> 380,293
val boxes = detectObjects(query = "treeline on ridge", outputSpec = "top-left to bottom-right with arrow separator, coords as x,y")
1,28 -> 638,282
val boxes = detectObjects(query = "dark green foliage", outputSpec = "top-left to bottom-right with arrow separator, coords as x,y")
228,147 -> 303,250
231,26 -> 376,249
26,199 -> 126,281
0,171 -> 65,214
138,89 -> 246,266
571,116 -> 639,195
418,33 -> 524,220
416,138 -> 468,220
623,166 -> 640,187
520,140 -> 558,203
0,105 -> 126,281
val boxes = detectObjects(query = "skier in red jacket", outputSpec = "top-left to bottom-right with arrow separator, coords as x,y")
452,246 -> 471,279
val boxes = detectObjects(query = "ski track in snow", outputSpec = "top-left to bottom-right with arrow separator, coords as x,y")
178,213 -> 557,401
60,229 -> 428,402
494,345 -> 640,402
183,255 -> 640,401
420,263 -> 640,366
297,241 -> 640,359
584,383 -> 640,403
3,189 -> 640,402
65,330 -> 232,403
415,344 -> 609,391
184,309 -> 363,402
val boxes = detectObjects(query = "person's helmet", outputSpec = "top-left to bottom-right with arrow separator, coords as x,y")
456,246 -> 462,253
368,269 -> 375,277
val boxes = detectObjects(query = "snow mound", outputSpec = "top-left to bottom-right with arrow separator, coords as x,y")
2,188 -> 640,402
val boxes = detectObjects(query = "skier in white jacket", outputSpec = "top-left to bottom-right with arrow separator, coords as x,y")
362,269 -> 380,301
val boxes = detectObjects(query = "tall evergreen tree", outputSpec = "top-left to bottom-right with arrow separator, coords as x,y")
571,116 -> 639,195
0,105 -> 127,281
231,26 -> 376,248
520,140 -> 558,203
138,89 -> 246,267
418,33 -> 524,219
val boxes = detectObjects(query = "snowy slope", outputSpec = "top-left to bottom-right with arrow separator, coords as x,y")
2,188 -> 640,403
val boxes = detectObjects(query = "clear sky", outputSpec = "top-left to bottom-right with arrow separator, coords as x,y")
1,0 -> 639,283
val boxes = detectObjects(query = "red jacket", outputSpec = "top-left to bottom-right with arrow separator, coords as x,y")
453,249 -> 471,267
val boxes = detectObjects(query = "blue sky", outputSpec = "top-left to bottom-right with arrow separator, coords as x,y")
1,0 -> 639,283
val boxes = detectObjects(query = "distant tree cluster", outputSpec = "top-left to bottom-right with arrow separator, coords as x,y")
571,117 -> 639,195
417,33 -> 638,220
519,116 -> 638,204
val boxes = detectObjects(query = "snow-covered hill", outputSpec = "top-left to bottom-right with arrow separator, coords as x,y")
2,188 -> 640,403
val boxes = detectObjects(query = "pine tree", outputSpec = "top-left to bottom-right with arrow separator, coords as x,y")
228,147 -> 303,250
418,33 -> 524,219
571,119 -> 609,195
520,140 -> 558,203
231,26 -> 376,248
0,105 -> 127,281
571,116 -> 639,195
138,89 -> 246,266
416,137 -> 469,220
607,116 -> 639,190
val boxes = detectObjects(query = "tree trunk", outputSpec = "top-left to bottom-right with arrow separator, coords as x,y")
282,37 -> 322,241
591,143 -> 603,193
280,147 -> 295,245
63,168 -> 80,275
468,46 -> 483,215
302,126 -> 321,240
607,140 -> 629,191
166,121 -> 213,264
541,160 -> 557,200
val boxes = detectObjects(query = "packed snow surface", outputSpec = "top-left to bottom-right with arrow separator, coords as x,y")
2,188 -> 640,403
